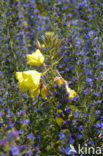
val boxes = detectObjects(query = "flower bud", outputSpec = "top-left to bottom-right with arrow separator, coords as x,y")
54,38 -> 61,50
55,77 -> 65,87
36,40 -> 42,52
45,32 -> 55,39
43,32 -> 58,48
41,84 -> 48,100
42,38 -> 47,48
53,53 -> 59,59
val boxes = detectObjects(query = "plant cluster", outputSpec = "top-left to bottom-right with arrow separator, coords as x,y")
0,0 -> 103,155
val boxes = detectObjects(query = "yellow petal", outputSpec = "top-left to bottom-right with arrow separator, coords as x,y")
26,55 -> 37,66
22,70 -> 42,87
66,84 -> 77,99
30,70 -> 42,86
68,89 -> 77,99
18,81 -> 29,91
22,70 -> 34,79
56,109 -> 65,117
30,86 -> 40,97
24,78 -> 34,88
16,72 -> 23,82
55,77 -> 65,86
16,70 -> 42,93
26,49 -> 44,67
41,86 -> 47,100
55,117 -> 64,126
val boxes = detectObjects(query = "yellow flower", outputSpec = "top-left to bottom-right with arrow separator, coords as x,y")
16,70 -> 42,96
55,117 -> 64,126
55,109 -> 65,126
66,84 -> 77,99
6,114 -> 10,118
30,86 -> 40,97
24,22 -> 28,26
55,77 -> 65,86
42,44 -> 45,48
16,72 -> 23,82
26,49 -> 45,67
68,89 -> 77,99
56,109 -> 65,117
41,85 -> 48,100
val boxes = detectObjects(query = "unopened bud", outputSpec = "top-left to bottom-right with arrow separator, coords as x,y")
53,53 -> 59,59
54,39 -> 61,50
55,77 -> 65,86
36,40 -> 42,52
70,44 -> 72,48
41,84 -> 48,100
42,38 -> 48,48
45,32 -> 55,39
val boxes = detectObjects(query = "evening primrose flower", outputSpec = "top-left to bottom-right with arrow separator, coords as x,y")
55,77 -> 77,99
56,117 -> 65,126
26,49 -> 45,67
68,89 -> 77,99
6,114 -> 10,118
30,86 -> 40,97
66,84 -> 77,99
56,109 -> 65,126
56,109 -> 65,117
55,77 -> 65,86
41,85 -> 48,100
16,70 -> 42,97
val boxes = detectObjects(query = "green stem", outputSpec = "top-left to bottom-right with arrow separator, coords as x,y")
43,55 -> 64,76
52,54 -> 64,66
55,69 -> 63,77
43,68 -> 50,75
50,55 -> 55,91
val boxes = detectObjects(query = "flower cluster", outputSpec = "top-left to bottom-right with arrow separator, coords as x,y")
16,49 -> 46,98
55,77 -> 77,127
15,33 -> 79,155
16,34 -> 78,132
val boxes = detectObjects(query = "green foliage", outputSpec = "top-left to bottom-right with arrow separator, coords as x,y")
0,0 -> 103,155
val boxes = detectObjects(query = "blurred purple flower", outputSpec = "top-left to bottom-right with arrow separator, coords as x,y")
11,146 -> 19,156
